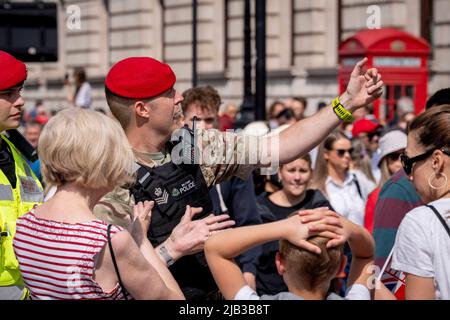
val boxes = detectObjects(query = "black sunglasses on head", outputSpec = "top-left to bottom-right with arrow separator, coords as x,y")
400,148 -> 450,175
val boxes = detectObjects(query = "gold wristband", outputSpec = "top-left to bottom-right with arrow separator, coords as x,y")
332,97 -> 354,122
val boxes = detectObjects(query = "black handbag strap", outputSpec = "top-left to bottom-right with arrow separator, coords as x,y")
426,205 -> 450,239
107,224 -> 128,300
352,173 -> 364,199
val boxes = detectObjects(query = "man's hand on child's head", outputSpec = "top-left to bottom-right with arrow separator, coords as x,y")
297,207 -> 340,224
283,208 -> 344,254
323,215 -> 355,249
298,208 -> 344,244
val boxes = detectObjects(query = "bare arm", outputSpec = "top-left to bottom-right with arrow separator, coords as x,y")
374,281 -> 397,300
243,272 -> 256,291
259,58 -> 383,166
405,274 -> 435,300
126,201 -> 184,299
205,208 -> 343,300
344,220 -> 375,290
154,206 -> 235,266
111,231 -> 184,300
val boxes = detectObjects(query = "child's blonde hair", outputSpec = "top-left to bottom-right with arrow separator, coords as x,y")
39,108 -> 134,189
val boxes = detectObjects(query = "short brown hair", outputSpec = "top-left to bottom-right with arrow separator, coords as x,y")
408,104 -> 450,150
279,236 -> 344,290
292,96 -> 307,108
105,87 -> 151,130
181,86 -> 221,114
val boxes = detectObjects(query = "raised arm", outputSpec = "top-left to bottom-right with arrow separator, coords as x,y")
204,208 -> 343,300
110,230 -> 184,300
343,220 -> 375,290
301,211 -> 375,299
154,205 -> 236,266
321,215 -> 375,292
260,58 -> 383,166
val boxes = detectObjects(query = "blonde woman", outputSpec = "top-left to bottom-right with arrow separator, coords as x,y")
312,130 -> 370,226
13,108 -> 184,300
351,138 -> 377,188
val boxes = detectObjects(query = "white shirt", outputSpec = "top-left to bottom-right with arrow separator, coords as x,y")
234,284 -> 370,300
75,82 -> 92,109
371,149 -> 382,183
392,198 -> 450,299
325,173 -> 367,226
352,170 -> 377,196
309,146 -> 319,170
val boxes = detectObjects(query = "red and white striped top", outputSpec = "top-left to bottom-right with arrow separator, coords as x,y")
13,210 -> 128,300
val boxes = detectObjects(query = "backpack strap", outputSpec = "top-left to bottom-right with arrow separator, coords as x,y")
107,224 -> 129,300
426,205 -> 450,239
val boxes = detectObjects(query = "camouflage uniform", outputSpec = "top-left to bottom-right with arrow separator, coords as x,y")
93,129 -> 257,225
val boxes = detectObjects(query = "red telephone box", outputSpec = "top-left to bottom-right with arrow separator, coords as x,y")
338,28 -> 430,123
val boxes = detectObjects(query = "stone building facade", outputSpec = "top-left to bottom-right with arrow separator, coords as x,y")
21,0 -> 450,117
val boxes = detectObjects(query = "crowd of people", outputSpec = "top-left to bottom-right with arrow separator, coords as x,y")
1,48 -> 449,301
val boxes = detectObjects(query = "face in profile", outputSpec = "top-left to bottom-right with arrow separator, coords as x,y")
0,86 -> 25,131
148,88 -> 184,136
386,149 -> 404,175
404,131 -> 436,203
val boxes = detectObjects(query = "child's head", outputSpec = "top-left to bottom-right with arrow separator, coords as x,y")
39,108 -> 134,190
277,236 -> 345,292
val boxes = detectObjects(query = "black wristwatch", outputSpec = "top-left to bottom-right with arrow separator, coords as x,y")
159,245 -> 175,266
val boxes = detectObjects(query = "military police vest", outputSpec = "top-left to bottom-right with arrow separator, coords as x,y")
131,161 -> 213,246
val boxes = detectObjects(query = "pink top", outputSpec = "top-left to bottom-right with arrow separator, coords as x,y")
13,210 -> 128,300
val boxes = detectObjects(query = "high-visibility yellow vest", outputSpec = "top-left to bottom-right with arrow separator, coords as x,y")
0,134 -> 43,287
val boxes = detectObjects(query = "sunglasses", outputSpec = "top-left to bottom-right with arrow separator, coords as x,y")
334,148 -> 354,157
387,151 -> 403,162
400,148 -> 450,175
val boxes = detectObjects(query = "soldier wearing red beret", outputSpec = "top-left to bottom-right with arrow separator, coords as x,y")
0,50 -> 44,300
94,56 -> 384,300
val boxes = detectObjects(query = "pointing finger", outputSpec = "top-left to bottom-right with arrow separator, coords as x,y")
351,57 -> 368,77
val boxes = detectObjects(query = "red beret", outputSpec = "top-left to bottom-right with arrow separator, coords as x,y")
105,57 -> 176,99
0,51 -> 27,91
352,119 -> 381,137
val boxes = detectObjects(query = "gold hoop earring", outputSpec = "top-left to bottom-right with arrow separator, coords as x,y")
428,172 -> 448,190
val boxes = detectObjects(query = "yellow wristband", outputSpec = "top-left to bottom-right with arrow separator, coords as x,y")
332,97 -> 354,122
